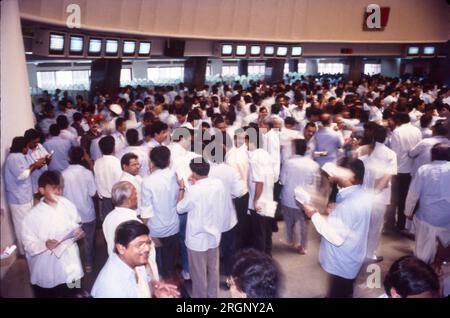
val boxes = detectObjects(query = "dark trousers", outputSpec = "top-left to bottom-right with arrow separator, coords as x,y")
328,274 -> 355,298
156,233 -> 180,280
249,209 -> 273,256
100,197 -> 114,220
220,225 -> 237,276
81,219 -> 96,267
178,213 -> 189,273
32,283 -> 81,298
234,193 -> 250,250
387,173 -> 411,230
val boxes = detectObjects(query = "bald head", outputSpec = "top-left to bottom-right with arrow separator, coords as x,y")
320,113 -> 332,127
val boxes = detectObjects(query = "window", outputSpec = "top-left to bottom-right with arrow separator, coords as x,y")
37,72 -> 56,88
221,65 -> 238,76
318,63 -> 344,74
147,67 -> 184,82
36,70 -> 91,89
298,63 -> 306,74
120,68 -> 132,84
248,65 -> 265,75
284,63 -> 290,74
364,64 -> 381,75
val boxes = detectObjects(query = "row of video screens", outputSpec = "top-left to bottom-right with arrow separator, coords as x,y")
221,43 -> 302,58
49,33 -> 152,57
407,46 -> 437,57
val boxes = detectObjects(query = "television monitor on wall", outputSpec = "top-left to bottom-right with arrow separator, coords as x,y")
138,41 -> 152,56
291,46 -> 302,57
407,46 -> 419,56
264,45 -> 275,56
235,45 -> 247,56
49,33 -> 65,55
221,44 -> 233,56
276,46 -> 288,57
88,38 -> 102,56
250,45 -> 261,56
423,46 -> 435,56
105,39 -> 119,55
123,40 -> 136,56
69,35 -> 84,55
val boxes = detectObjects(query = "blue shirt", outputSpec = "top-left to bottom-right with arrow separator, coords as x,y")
43,136 -> 72,172
91,253 -> 150,298
4,153 -> 33,205
62,165 -> 97,223
314,127 -> 344,167
319,185 -> 373,279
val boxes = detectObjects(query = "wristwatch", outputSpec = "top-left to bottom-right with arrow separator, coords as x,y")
179,188 -> 186,191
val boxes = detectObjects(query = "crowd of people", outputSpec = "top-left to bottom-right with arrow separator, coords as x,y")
4,73 -> 450,298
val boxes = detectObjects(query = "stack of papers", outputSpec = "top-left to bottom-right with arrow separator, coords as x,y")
294,187 -> 311,205
321,162 -> 354,180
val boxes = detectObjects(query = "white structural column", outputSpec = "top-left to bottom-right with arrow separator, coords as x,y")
1,0 -> 35,276
210,59 -> 223,76
305,59 -> 318,76
131,60 -> 149,82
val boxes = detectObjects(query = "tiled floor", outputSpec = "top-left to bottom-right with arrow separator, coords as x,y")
1,220 -> 424,298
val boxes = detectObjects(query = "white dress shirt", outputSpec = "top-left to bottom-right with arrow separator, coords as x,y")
94,155 -> 122,198
225,144 -> 249,194
405,161 -> 450,228
119,171 -> 143,216
141,168 -> 180,237
22,197 -> 84,288
313,127 -> 344,167
112,131 -> 127,154
262,129 -> 281,181
420,127 -> 433,139
390,123 -> 422,174
43,136 -> 72,172
171,151 -> 201,188
60,129 -> 79,146
208,162 -> 246,232
247,148 -> 276,211
176,178 -> 225,252
280,155 -> 320,209
116,145 -> 151,177
279,128 -> 303,163
62,164 -> 97,223
408,136 -> 450,176
103,207 -> 141,255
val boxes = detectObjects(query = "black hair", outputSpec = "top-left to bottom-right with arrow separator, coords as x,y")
420,114 -> 433,128
384,255 -> 439,298
56,115 -> 69,130
433,120 -> 448,136
73,112 -> 83,122
121,152 -> 139,168
149,121 -> 169,137
337,157 -> 365,184
284,117 -> 297,127
150,146 -> 171,169
231,248 -> 280,298
24,129 -> 41,143
271,104 -> 281,115
38,170 -> 61,188
115,117 -> 127,130
143,112 -> 155,123
114,220 -> 150,252
431,143 -> 450,161
373,124 -> 387,143
99,135 -> 115,155
294,139 -> 307,156
49,124 -> 61,137
125,129 -> 139,146
10,137 -> 27,153
245,125 -> 262,149
189,157 -> 210,176
394,112 -> 410,125
69,146 -> 84,165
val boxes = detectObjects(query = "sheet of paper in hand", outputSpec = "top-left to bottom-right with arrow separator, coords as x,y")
52,227 -> 82,258
294,187 -> 311,206
321,162 -> 354,180
258,199 -> 278,218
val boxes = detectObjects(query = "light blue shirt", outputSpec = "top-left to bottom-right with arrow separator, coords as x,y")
62,165 -> 97,223
4,153 -> 33,205
26,144 -> 49,193
141,168 -> 180,238
43,136 -> 72,172
314,127 -> 344,167
91,253 -> 149,298
319,185 -> 373,279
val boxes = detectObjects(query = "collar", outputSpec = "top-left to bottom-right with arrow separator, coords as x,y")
336,185 -> 360,203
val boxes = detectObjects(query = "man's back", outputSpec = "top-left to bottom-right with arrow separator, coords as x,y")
390,123 -> 422,173
314,127 -> 344,166
43,136 -> 71,172
103,207 -> 140,255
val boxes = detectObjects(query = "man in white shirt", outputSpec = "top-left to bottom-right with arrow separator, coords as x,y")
176,158 -> 226,298
56,115 -> 79,146
405,143 -> 450,264
92,220 -> 179,298
141,146 -> 180,280
358,125 -> 397,263
24,128 -> 50,195
119,153 -> 143,217
22,171 -> 85,298
94,136 -> 122,219
280,117 -> 303,163
246,127 -> 276,255
62,147 -> 97,273
142,121 -> 170,153
112,117 -> 128,154
116,129 -> 150,177
388,113 -> 422,231
313,113 -> 344,167
303,158 -> 373,298
383,90 -> 399,107
280,139 -> 320,254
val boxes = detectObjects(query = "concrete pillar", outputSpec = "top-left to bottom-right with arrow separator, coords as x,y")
1,0 -> 36,276
184,57 -> 207,90
89,58 -> 122,102
380,58 -> 401,78
264,59 -> 285,84
305,59 -> 318,76
131,60 -> 149,82
289,59 -> 299,73
346,57 -> 364,82
238,59 -> 248,76
210,59 -> 223,76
